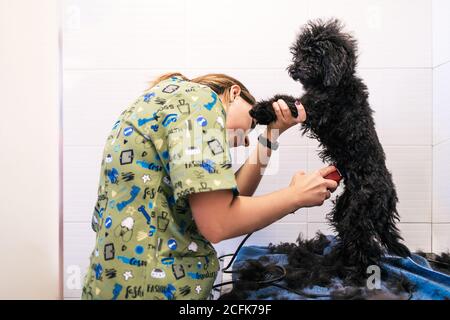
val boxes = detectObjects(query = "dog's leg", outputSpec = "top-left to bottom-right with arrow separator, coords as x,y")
249,95 -> 299,125
373,186 -> 411,257
379,222 -> 410,258
329,188 -> 384,272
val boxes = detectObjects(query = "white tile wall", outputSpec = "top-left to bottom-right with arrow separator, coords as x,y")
432,0 -> 450,67
432,223 -> 450,254
433,140 -> 450,224
185,0 -> 309,70
398,223 -> 432,252
63,0 -> 189,70
63,0 -> 310,70
63,70 -> 161,147
309,0 -> 432,68
361,69 -> 432,147
432,0 -> 450,253
385,146 -> 432,223
433,63 -> 450,145
62,0 -> 448,299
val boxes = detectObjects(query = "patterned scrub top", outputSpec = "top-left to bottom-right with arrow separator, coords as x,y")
81,76 -> 239,300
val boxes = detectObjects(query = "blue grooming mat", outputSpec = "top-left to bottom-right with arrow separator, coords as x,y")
231,237 -> 450,300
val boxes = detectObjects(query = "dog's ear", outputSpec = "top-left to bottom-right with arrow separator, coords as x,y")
322,45 -> 348,87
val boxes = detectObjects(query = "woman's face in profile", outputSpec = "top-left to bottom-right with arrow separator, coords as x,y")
225,96 -> 255,148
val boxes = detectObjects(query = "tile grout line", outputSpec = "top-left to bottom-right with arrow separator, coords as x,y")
432,59 -> 450,70
433,137 -> 450,147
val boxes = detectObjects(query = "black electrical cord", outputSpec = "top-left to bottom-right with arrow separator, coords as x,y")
217,253 -> 235,260
221,233 -> 254,274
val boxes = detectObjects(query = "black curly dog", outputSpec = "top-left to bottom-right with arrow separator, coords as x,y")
250,19 -> 410,272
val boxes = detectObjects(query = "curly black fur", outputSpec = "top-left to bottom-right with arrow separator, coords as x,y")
249,19 -> 410,273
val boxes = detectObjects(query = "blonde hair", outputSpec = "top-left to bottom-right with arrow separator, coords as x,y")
148,72 -> 256,108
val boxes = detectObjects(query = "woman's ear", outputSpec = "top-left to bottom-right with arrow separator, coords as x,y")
229,85 -> 241,101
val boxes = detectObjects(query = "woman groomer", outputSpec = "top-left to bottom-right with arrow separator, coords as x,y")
81,73 -> 338,300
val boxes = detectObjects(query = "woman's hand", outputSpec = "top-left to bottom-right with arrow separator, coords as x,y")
268,99 -> 306,135
288,166 -> 339,209
189,165 -> 339,244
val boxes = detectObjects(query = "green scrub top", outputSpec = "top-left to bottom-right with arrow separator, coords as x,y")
81,76 -> 239,300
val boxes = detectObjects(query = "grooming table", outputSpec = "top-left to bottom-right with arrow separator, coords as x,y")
229,237 -> 450,300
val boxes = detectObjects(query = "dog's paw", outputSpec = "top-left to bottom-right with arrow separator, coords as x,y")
250,94 -> 299,125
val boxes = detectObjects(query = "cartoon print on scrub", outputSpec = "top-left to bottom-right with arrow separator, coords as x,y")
82,76 -> 239,300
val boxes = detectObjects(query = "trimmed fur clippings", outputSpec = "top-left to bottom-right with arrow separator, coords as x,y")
415,251 -> 450,276
219,232 -> 414,300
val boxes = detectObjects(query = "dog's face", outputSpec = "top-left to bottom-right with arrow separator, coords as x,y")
288,19 -> 357,88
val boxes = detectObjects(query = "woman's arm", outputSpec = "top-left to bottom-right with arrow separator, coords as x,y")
234,128 -> 275,196
189,166 -> 338,243
235,99 -> 306,196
